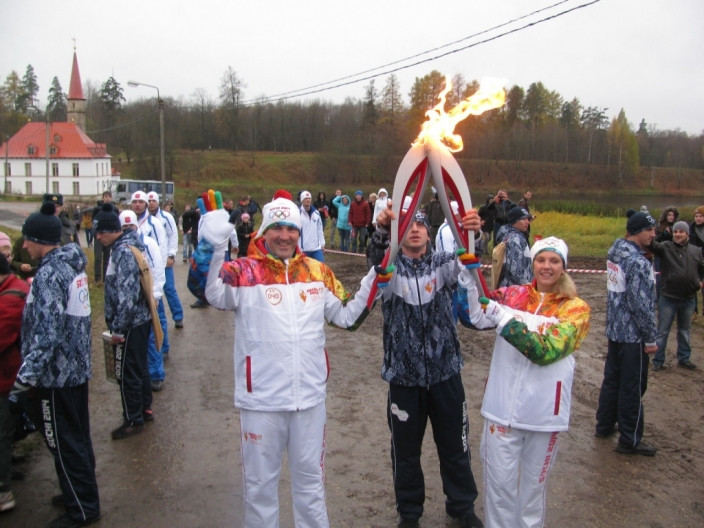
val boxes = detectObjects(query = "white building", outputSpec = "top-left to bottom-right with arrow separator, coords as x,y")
1,51 -> 114,198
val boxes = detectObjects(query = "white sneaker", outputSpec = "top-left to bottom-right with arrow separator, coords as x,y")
0,490 -> 16,511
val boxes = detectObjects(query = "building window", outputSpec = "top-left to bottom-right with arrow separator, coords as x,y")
27,145 -> 36,155
73,182 -> 80,195
24,163 -> 31,177
52,163 -> 59,176
50,146 -> 58,155
53,134 -> 61,143
52,182 -> 59,194
25,181 -> 32,195
72,163 -> 79,176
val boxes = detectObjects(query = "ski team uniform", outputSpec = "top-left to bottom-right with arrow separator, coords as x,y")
136,212 -> 170,377
19,244 -> 100,523
152,207 -> 184,324
596,237 -> 656,448
104,230 -> 153,427
371,239 -> 482,522
298,205 -> 326,260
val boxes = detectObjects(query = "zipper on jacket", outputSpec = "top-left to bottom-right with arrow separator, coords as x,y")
283,258 -> 302,411
411,260 -> 430,389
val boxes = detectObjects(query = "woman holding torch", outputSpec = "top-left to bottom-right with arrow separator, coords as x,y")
465,236 -> 590,528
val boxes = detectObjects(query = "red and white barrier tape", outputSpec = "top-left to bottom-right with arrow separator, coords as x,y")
322,248 -> 607,274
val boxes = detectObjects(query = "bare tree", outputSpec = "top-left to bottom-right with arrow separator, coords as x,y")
218,66 -> 246,151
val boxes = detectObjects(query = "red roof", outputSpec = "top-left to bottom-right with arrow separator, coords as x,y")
0,122 -> 109,159
68,51 -> 85,100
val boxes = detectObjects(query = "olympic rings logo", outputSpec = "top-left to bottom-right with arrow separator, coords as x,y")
269,209 -> 291,221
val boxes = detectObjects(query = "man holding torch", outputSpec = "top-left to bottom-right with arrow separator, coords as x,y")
371,205 -> 484,528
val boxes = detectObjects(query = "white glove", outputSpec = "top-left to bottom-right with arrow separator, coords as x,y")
198,209 -> 233,247
483,300 -> 514,328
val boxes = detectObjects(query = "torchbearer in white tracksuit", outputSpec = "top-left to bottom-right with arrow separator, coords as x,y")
196,197 -> 379,528
464,237 -> 591,528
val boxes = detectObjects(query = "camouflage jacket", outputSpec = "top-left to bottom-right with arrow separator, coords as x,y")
104,230 -> 151,335
379,249 -> 464,387
606,238 -> 656,344
19,243 -> 92,387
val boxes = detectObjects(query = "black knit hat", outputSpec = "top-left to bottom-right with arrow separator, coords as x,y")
412,211 -> 430,232
93,203 -> 122,233
508,207 -> 531,224
42,193 -> 64,206
626,212 -> 656,235
22,202 -> 62,245
0,252 -> 10,275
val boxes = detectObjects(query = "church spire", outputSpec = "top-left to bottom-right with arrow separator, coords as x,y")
67,47 -> 86,131
68,50 -> 85,101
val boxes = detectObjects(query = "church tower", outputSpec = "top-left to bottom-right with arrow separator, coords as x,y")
67,50 -> 86,131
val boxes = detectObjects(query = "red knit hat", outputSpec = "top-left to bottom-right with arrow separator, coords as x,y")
273,189 -> 292,200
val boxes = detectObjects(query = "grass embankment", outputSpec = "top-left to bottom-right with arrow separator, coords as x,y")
530,211 -> 624,257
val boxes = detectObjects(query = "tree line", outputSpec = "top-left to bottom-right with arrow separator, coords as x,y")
1,65 -> 702,184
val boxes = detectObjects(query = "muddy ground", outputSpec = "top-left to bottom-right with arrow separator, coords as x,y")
5,245 -> 704,527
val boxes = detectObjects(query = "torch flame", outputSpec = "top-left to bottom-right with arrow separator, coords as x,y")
412,78 -> 506,152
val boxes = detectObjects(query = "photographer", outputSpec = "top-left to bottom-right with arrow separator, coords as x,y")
486,189 -> 516,244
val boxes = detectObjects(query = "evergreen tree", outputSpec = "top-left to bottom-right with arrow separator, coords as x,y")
99,76 -> 125,127
17,65 -> 39,113
47,76 -> 67,122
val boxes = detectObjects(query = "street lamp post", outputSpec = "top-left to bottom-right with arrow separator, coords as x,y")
4,134 -> 9,194
45,108 -> 50,194
31,101 -> 51,194
127,81 -> 165,199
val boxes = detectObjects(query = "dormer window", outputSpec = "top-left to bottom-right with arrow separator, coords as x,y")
50,145 -> 58,155
27,145 -> 36,155
53,134 -> 61,143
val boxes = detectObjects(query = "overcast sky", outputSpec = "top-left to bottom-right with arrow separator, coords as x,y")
2,0 -> 702,134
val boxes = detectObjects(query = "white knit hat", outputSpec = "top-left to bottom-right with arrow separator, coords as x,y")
131,191 -> 148,203
257,198 -> 302,237
146,191 -> 160,202
530,236 -> 568,267
119,210 -> 138,228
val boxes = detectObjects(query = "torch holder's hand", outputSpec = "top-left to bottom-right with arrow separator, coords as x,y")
456,248 -> 481,269
199,209 -> 233,249
374,264 -> 396,288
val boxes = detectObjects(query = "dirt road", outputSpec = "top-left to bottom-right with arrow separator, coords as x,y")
5,250 -> 704,527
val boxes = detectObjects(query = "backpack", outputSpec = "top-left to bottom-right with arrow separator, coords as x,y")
491,241 -> 507,290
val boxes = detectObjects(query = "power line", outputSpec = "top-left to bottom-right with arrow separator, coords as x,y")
86,108 -> 158,135
252,0 -> 575,101
241,0 -> 601,106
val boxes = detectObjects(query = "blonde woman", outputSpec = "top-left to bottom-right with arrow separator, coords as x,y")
465,236 -> 590,528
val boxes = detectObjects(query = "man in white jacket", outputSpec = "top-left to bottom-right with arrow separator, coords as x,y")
131,191 -> 169,391
298,190 -> 326,261
147,191 -> 184,329
198,197 -> 378,528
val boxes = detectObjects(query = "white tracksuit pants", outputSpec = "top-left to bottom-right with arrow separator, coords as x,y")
240,402 -> 329,528
481,420 -> 561,528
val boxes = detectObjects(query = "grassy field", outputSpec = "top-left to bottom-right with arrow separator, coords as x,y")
530,211 -> 625,257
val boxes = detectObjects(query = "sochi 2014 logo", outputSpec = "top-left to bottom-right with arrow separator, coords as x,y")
266,287 -> 282,305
